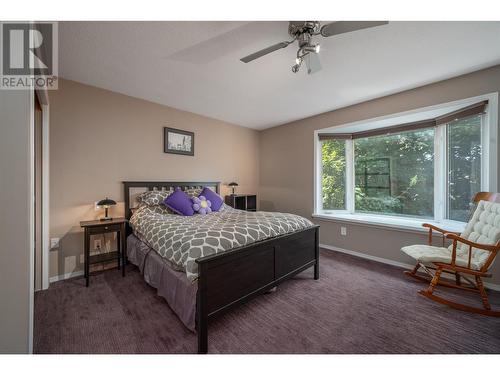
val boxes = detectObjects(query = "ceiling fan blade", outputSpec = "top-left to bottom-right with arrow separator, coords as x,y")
305,53 -> 322,75
320,21 -> 388,37
240,41 -> 290,63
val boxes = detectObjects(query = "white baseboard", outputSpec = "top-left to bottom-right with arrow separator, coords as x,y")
320,243 -> 500,292
49,270 -> 84,283
321,243 -> 415,269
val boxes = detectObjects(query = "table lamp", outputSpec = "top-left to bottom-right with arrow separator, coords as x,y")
97,197 -> 116,221
228,182 -> 238,195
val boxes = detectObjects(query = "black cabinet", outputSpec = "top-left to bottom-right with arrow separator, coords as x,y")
225,194 -> 257,211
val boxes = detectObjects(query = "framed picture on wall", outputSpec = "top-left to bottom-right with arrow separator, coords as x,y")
164,127 -> 194,156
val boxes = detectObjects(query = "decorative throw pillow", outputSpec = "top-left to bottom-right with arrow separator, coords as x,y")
137,189 -> 173,206
192,196 -> 212,215
163,188 -> 195,216
199,187 -> 223,211
184,187 -> 203,198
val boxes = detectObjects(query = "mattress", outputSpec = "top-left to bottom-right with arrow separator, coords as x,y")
129,203 -> 314,281
127,234 -> 197,331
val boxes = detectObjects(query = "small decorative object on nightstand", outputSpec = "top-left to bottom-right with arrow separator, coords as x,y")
228,182 -> 238,195
225,194 -> 257,211
80,218 -> 127,287
97,197 -> 116,221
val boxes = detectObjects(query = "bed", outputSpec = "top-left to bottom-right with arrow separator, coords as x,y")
123,181 -> 320,353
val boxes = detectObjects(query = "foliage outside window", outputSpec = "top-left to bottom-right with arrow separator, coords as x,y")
354,129 -> 434,218
447,116 -> 482,221
321,139 -> 346,210
319,114 -> 483,222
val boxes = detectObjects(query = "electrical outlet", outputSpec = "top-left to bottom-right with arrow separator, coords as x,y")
340,226 -> 347,236
94,239 -> 102,250
50,237 -> 60,248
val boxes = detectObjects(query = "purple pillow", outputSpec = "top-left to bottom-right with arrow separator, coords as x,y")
199,187 -> 223,211
163,188 -> 194,216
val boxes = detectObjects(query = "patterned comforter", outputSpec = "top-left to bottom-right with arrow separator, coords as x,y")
130,204 -> 314,281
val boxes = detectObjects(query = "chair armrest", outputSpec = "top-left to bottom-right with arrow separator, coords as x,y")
444,233 -> 499,252
422,223 -> 460,235
422,223 -> 461,246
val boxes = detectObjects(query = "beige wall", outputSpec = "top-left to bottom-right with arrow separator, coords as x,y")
49,79 -> 260,278
259,65 -> 500,285
50,67 -> 500,284
0,89 -> 32,353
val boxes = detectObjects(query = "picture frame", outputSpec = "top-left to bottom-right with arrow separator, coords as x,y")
163,127 -> 194,156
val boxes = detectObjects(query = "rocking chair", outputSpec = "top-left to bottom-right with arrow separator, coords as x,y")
401,192 -> 500,316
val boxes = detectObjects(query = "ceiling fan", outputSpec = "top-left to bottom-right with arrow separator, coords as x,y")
240,21 -> 388,74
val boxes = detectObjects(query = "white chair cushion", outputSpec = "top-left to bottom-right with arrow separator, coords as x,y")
401,200 -> 500,271
401,244 -> 483,270
453,200 -> 500,269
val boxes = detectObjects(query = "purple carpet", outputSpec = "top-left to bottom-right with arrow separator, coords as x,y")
34,250 -> 500,353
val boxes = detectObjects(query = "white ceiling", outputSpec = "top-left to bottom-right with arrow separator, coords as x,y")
59,21 -> 500,130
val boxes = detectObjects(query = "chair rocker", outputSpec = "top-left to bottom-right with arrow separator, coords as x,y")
401,192 -> 500,317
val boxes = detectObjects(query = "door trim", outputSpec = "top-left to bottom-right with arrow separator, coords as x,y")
34,89 -> 50,290
29,89 -> 35,354
41,103 -> 49,290
30,90 -> 49,353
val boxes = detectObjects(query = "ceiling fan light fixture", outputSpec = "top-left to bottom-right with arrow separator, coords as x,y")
291,59 -> 302,73
239,21 -> 388,75
302,44 -> 320,54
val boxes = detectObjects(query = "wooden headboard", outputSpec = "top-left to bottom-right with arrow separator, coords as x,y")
123,181 -> 220,221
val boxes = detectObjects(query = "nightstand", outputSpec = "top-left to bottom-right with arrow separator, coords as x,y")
225,194 -> 257,211
80,218 -> 127,287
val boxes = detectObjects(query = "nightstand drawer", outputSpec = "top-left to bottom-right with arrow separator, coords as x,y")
87,223 -> 121,235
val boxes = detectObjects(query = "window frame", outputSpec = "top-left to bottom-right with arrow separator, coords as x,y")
313,93 -> 498,233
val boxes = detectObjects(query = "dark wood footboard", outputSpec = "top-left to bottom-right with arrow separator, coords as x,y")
196,225 -> 320,354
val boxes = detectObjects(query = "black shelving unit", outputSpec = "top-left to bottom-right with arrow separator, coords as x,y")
225,194 -> 257,211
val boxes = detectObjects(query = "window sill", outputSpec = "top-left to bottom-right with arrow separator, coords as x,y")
311,212 -> 466,234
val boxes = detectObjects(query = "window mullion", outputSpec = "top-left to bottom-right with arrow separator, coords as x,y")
480,113 -> 489,191
315,138 -> 321,214
434,124 -> 446,222
346,139 -> 355,213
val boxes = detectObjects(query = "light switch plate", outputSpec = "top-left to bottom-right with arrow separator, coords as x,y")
50,237 -> 60,248
340,226 -> 347,236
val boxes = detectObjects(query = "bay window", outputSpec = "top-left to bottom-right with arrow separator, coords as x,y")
446,115 -> 482,221
321,139 -> 346,210
354,128 -> 435,218
314,96 -> 497,229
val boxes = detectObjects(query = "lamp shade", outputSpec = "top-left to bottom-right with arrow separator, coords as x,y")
97,197 -> 116,207
228,182 -> 238,187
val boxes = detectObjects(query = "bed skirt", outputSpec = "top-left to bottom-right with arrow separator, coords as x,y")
127,234 -> 197,332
